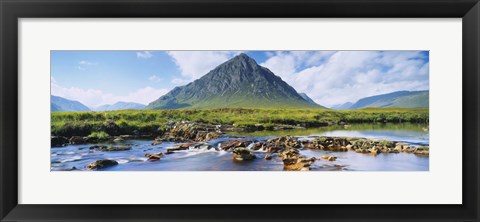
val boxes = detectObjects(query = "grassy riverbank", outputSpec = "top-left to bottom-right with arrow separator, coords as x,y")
51,108 -> 429,137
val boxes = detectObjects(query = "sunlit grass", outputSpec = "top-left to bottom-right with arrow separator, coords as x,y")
51,107 -> 429,137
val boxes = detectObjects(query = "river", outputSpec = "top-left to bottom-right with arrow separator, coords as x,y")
51,123 -> 429,171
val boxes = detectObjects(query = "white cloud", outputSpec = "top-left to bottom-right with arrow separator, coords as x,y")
51,81 -> 169,107
260,51 -> 335,83
261,51 -> 429,107
137,51 -> 153,59
78,60 -> 96,66
148,75 -> 162,82
77,60 -> 97,70
119,87 -> 169,105
167,51 -> 241,80
171,78 -> 190,85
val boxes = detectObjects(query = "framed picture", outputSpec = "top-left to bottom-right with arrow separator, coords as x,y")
1,0 -> 478,221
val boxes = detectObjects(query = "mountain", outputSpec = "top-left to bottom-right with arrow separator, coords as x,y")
51,95 -> 91,112
349,90 -> 429,109
331,102 -> 353,110
94,102 -> 146,111
146,53 -> 325,109
299,93 -> 318,105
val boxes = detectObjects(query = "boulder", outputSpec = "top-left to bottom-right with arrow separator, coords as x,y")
345,144 -> 353,151
167,143 -> 191,153
89,145 -> 108,150
394,144 -> 404,152
251,142 -> 264,150
414,146 -> 429,156
355,148 -> 370,153
51,136 -> 68,147
151,140 -> 162,146
145,152 -> 164,161
414,150 -> 429,156
87,159 -> 118,170
321,155 -> 337,161
232,147 -> 256,161
202,132 -> 221,142
313,137 -> 351,151
264,154 -> 272,160
268,136 -> 301,148
221,140 -> 249,151
369,147 -> 381,155
69,136 -> 86,144
113,137 -> 125,143
403,146 -> 416,153
280,148 -> 314,171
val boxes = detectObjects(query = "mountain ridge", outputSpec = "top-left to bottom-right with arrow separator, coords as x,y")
51,95 -> 91,112
348,90 -> 429,109
94,101 -> 146,111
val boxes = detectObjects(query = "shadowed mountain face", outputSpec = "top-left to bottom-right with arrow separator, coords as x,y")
94,102 -> 146,111
51,95 -> 90,112
349,90 -> 429,109
299,93 -> 318,105
147,53 -> 325,109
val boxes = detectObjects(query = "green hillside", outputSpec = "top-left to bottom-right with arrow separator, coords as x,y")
349,91 -> 429,109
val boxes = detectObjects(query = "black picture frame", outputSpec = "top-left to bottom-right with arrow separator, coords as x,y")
1,0 -> 479,221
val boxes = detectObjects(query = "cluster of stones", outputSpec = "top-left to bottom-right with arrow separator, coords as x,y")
218,136 -> 429,171
279,148 -> 316,171
301,137 -> 429,156
159,121 -> 221,143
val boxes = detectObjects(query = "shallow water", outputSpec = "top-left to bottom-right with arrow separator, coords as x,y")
51,123 -> 429,171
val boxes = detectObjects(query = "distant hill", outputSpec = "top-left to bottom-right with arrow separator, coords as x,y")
349,90 -> 429,109
331,102 -> 353,110
146,53 -> 326,109
94,102 -> 146,111
299,93 -> 318,105
51,95 -> 90,112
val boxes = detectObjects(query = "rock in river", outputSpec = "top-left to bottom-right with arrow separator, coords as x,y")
414,146 -> 429,156
151,140 -> 162,146
87,159 -> 118,170
145,152 -> 164,161
280,148 -> 315,171
51,136 -> 69,147
232,147 -> 256,161
221,140 -> 250,151
69,136 -> 86,144
321,155 -> 337,161
167,143 -> 191,153
113,137 -> 125,143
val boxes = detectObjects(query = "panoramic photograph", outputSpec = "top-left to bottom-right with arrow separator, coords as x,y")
50,50 -> 429,171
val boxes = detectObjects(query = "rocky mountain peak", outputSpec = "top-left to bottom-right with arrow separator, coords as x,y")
146,53 -> 325,109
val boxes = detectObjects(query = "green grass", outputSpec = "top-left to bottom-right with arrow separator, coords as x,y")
86,131 -> 110,140
51,107 -> 429,137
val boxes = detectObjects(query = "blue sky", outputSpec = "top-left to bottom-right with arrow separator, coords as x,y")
51,50 -> 429,108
